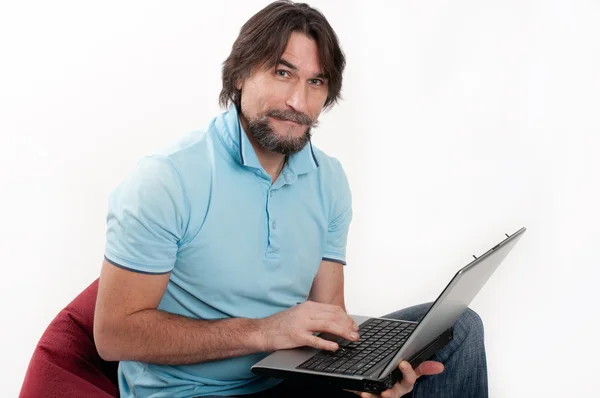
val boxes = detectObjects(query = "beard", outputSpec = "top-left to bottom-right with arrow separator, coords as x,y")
244,108 -> 318,155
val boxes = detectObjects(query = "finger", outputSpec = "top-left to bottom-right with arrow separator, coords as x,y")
304,333 -> 338,351
310,319 -> 359,341
380,382 -> 404,398
312,303 -> 359,331
414,360 -> 445,377
397,361 -> 418,393
379,389 -> 392,398
313,308 -> 359,332
313,301 -> 352,319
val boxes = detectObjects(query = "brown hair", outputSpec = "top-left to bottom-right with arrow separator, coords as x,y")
219,1 -> 346,111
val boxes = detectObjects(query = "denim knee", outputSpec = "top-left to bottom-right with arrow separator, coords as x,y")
461,307 -> 485,341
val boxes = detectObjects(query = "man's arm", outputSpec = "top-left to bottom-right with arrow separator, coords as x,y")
308,259 -> 347,311
93,259 -> 264,365
94,258 -> 358,365
95,157 -> 271,365
94,155 -> 358,365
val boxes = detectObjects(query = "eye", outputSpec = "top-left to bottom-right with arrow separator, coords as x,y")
309,78 -> 324,86
276,70 -> 290,78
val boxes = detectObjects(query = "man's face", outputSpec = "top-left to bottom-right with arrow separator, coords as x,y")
237,31 -> 329,155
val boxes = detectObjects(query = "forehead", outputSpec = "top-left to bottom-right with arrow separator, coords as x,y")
278,32 -> 323,74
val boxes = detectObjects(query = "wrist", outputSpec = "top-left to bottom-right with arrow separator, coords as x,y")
248,318 -> 268,352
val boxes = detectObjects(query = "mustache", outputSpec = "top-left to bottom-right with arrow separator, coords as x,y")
265,109 -> 318,128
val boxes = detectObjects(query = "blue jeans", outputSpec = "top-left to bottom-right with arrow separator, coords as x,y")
206,303 -> 488,397
383,303 -> 488,398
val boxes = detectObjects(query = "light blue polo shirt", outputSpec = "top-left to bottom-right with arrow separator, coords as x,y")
104,104 -> 352,397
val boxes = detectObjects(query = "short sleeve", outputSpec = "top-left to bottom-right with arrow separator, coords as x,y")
322,160 -> 353,265
104,156 -> 188,274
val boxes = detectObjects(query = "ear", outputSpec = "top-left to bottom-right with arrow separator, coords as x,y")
235,78 -> 242,91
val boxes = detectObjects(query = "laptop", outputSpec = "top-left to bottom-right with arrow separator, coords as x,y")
251,227 -> 526,394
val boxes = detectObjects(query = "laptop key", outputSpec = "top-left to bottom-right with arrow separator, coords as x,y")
297,320 -> 417,372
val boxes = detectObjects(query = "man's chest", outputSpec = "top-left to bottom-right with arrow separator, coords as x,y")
172,176 -> 330,315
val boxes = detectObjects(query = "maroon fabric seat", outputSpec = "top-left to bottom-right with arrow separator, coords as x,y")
19,279 -> 119,397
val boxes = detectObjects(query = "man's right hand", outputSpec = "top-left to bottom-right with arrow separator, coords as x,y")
257,301 -> 360,352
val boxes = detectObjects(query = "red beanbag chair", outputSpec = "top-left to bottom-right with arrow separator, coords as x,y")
20,279 -> 119,397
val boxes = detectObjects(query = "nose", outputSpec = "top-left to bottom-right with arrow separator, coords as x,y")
285,81 -> 309,115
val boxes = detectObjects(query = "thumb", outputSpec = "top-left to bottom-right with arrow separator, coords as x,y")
415,360 -> 445,377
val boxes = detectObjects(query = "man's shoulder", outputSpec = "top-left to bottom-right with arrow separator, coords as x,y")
124,123 -> 222,207
155,128 -> 214,169
309,144 -> 352,223
310,144 -> 348,180
151,120 -> 227,183
309,144 -> 352,210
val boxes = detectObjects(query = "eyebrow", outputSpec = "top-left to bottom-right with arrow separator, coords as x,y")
278,58 -> 328,80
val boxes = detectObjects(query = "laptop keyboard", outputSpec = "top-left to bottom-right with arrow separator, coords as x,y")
297,318 -> 416,376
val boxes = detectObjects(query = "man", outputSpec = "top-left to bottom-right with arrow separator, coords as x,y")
93,1 -> 488,397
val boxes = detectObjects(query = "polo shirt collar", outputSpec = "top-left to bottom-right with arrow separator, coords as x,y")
215,104 -> 319,176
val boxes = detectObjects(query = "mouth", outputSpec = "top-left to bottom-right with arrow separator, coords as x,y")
271,117 -> 302,127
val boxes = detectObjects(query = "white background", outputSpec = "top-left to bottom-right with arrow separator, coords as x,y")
1,1 -> 598,396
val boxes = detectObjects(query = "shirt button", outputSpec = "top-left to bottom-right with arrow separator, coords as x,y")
272,221 -> 277,230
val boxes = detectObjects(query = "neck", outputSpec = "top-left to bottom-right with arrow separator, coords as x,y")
240,116 -> 286,183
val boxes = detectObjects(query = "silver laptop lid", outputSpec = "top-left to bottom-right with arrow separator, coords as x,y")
379,227 -> 526,377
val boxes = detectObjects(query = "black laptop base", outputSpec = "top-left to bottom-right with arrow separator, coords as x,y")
251,328 -> 453,394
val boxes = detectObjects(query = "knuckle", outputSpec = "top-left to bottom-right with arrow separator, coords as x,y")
293,330 -> 306,342
310,335 -> 321,348
407,373 -> 417,385
304,334 -> 314,346
332,313 -> 344,324
400,381 -> 414,394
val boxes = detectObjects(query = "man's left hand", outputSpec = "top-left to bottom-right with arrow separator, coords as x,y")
348,360 -> 444,398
